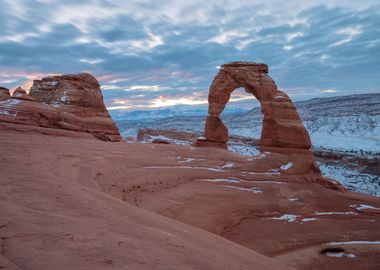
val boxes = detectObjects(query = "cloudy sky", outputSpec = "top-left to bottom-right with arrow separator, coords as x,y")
0,0 -> 379,111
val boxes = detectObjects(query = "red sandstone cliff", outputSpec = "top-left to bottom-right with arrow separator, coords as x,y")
0,73 -> 120,141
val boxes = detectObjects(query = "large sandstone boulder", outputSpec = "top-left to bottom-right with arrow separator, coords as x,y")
197,62 -> 311,150
12,87 -> 35,101
0,73 -> 121,141
29,73 -> 109,117
0,87 -> 10,100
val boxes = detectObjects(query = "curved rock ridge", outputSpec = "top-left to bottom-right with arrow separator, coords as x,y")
0,73 -> 121,141
197,61 -> 311,150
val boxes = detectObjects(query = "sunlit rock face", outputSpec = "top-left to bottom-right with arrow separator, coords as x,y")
29,73 -> 110,117
0,73 -> 121,141
197,61 -> 311,150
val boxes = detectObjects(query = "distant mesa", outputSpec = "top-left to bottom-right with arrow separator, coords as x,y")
0,73 -> 121,141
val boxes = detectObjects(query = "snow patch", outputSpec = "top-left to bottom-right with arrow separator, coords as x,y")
223,185 -> 262,193
301,217 -> 318,222
244,170 -> 280,176
325,252 -> 356,258
268,214 -> 298,223
178,158 -> 195,163
314,211 -> 356,216
280,162 -> 293,170
201,178 -> 242,183
0,99 -> 21,106
327,240 -> 380,245
353,204 -> 380,211
318,162 -> 380,197
143,166 -> 224,172
221,162 -> 234,168
145,135 -> 191,146
228,143 -> 260,156
0,110 -> 16,117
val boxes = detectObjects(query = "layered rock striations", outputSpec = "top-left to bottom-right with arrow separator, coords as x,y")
0,73 -> 120,141
0,87 -> 10,100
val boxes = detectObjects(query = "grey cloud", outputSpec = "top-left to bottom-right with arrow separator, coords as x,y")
0,1 -> 379,109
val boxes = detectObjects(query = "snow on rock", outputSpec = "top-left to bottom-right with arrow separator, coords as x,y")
178,158 -> 196,163
327,241 -> 380,245
227,143 -> 260,156
314,211 -> 356,216
200,178 -> 242,183
280,162 -> 293,171
221,162 -> 234,168
268,214 -> 298,223
319,162 -> 380,197
356,204 -> 380,210
143,135 -> 191,146
222,185 -> 263,193
0,110 -> 17,117
301,217 -> 318,222
324,252 -> 356,258
143,165 -> 225,172
0,99 -> 22,106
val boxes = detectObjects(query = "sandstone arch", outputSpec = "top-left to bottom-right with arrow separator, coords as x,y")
196,61 -> 311,150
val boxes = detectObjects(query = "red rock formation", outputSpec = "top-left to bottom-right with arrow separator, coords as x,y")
0,87 -> 10,100
0,73 -> 121,141
194,62 -> 333,188
197,61 -> 311,150
12,87 -> 35,101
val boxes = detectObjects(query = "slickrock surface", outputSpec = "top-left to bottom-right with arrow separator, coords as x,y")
198,61 -> 311,150
0,73 -> 120,141
0,130 -> 294,270
1,129 -> 379,270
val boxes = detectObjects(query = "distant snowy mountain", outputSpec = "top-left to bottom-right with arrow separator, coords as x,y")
109,105 -> 247,121
116,93 -> 380,152
226,93 -> 380,152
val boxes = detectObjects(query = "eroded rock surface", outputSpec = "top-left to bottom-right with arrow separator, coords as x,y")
1,130 -> 379,270
12,87 -> 35,101
0,73 -> 120,141
0,87 -> 10,100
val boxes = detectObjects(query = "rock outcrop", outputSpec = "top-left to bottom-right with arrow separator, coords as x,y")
0,87 -> 10,100
12,87 -> 35,101
0,73 -> 121,141
196,62 -> 311,150
195,62 -> 326,184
